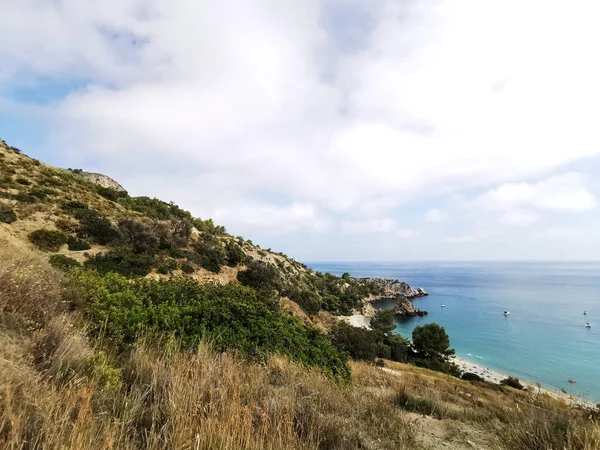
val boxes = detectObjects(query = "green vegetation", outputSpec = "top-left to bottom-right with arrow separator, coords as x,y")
77,271 -> 350,381
96,186 -> 128,201
462,372 -> 485,382
501,376 -> 525,390
72,208 -> 119,244
0,203 -> 16,223
412,323 -> 454,357
29,229 -> 68,251
49,254 -> 81,271
67,235 -> 91,251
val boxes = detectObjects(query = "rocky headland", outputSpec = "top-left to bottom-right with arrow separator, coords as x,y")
353,277 -> 429,317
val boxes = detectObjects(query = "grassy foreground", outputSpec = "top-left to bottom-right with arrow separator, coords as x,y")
2,239 -> 600,450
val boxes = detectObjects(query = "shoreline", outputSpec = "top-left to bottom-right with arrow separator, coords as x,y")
452,355 -> 597,408
338,313 -> 597,407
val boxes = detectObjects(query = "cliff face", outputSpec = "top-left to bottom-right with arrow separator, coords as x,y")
81,172 -> 126,191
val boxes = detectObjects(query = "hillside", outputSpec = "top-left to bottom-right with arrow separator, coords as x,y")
1,139 -> 599,449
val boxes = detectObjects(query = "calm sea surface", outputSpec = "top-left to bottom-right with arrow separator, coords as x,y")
307,261 -> 600,402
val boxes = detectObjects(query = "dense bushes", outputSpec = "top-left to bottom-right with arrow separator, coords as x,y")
49,254 -> 81,271
76,272 -> 350,380
84,247 -> 156,277
0,203 -> 16,223
412,323 -> 454,357
29,229 -> 67,251
225,240 -> 246,266
67,235 -> 91,251
462,372 -> 484,382
118,196 -> 191,221
96,186 -> 128,201
501,376 -> 525,390
284,287 -> 322,315
193,234 -> 226,273
73,208 -> 119,245
332,322 -> 379,360
237,260 -> 281,292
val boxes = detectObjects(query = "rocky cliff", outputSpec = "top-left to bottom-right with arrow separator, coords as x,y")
81,172 -> 126,191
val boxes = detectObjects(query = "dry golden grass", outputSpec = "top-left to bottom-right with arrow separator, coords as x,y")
1,196 -> 599,449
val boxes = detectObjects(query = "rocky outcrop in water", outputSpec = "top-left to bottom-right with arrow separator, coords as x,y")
393,296 -> 428,317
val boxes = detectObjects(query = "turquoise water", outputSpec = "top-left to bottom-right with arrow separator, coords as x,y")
307,261 -> 600,402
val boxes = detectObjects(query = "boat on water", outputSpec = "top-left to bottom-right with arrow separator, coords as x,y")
567,379 -> 577,384
441,304 -> 445,308
584,311 -> 588,315
503,311 -> 510,316
585,322 -> 591,328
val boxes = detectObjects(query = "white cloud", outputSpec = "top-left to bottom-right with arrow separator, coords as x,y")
424,208 -> 448,223
213,201 -> 331,235
2,0 -> 600,257
342,218 -> 417,238
474,173 -> 595,213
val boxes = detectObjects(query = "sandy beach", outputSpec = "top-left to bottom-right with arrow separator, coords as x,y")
452,355 -> 595,407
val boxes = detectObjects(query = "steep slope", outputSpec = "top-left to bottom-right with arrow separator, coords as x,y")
1,139 -> 599,450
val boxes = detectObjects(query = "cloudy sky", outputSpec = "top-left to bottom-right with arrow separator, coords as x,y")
1,0 -> 600,261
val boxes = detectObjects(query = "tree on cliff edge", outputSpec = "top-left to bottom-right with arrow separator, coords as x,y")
412,323 -> 454,357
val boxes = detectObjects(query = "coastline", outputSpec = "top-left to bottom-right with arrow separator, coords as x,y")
338,313 -> 597,407
452,355 -> 597,408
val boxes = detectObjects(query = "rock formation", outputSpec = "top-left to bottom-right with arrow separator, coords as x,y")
393,296 -> 428,317
81,172 -> 126,191
357,278 -> 428,299
353,277 -> 429,316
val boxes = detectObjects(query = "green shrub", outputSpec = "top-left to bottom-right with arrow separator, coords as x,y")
331,322 -> 379,361
29,189 -> 56,200
118,196 -> 191,221
116,219 -> 160,254
284,287 -> 322,315
157,259 -> 178,274
67,235 -> 91,251
237,260 -> 280,292
84,247 -> 156,277
80,351 -> 122,392
462,372 -> 484,382
180,263 -> 195,274
194,234 -> 226,273
49,254 -> 81,271
225,240 -> 246,266
500,376 -> 525,390
0,204 -> 17,223
13,193 -> 38,203
76,272 -> 350,381
29,229 -> 68,251
96,186 -> 128,202
73,209 -> 119,245
61,200 -> 88,212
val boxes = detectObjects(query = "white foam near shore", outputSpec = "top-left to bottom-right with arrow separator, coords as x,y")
452,356 -> 595,407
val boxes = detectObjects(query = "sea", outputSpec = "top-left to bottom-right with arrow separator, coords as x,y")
307,261 -> 600,403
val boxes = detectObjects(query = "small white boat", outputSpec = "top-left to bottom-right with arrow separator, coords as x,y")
584,311 -> 588,315
585,322 -> 591,328
503,311 -> 510,316
441,304 -> 445,308
466,353 -> 472,356
476,356 -> 483,359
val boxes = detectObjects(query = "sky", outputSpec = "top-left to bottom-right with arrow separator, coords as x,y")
1,0 -> 600,261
